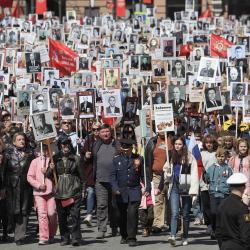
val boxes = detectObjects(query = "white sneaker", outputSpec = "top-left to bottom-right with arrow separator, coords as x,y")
84,214 -> 92,226
193,218 -> 201,225
168,235 -> 176,246
182,239 -> 188,246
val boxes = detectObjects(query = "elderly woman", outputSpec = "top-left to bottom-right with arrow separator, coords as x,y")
4,132 -> 35,245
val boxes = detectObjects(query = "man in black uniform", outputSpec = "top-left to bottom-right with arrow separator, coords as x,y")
110,139 -> 151,247
216,173 -> 250,250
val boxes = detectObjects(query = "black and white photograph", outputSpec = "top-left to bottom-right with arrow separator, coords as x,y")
59,96 -> 75,118
103,68 -> 120,88
188,115 -> 202,135
102,89 -> 123,117
66,10 -> 76,21
185,0 -> 194,11
0,51 -> 4,70
171,59 -> 186,81
238,37 -> 250,53
129,55 -> 139,73
17,90 -> 31,115
123,97 -> 138,121
49,88 -> 63,110
152,60 -> 167,78
230,82 -> 248,107
140,55 -> 152,72
25,52 -> 41,73
243,95 -> 250,122
82,72 -> 95,88
228,45 -> 246,61
133,18 -> 141,31
31,111 -> 57,141
6,29 -> 19,48
77,91 -> 95,118
31,93 -> 50,114
168,85 -> 186,116
78,56 -> 90,70
226,66 -> 243,85
142,84 -> 158,106
192,48 -> 203,61
219,91 -> 232,115
197,57 -> 219,83
152,92 -> 166,105
162,37 -> 176,58
73,72 -> 83,86
205,87 -> 223,112
44,69 -> 59,86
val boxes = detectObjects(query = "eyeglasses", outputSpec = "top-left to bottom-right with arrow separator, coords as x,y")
92,128 -> 100,132
62,122 -> 71,125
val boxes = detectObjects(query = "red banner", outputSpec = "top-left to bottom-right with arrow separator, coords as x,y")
12,1 -> 23,18
36,0 -> 47,14
116,0 -> 125,17
143,0 -> 152,4
0,0 -> 13,8
210,34 -> 234,58
49,38 -> 78,77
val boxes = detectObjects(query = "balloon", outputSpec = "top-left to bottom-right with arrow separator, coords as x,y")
179,44 -> 192,57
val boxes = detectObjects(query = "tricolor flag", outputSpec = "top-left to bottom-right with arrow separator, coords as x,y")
188,133 -> 203,178
210,33 -> 234,58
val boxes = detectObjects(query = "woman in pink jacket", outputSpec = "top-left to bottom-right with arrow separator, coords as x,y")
228,138 -> 250,206
27,144 -> 57,245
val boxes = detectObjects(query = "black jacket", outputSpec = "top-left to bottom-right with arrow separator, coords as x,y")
145,136 -> 158,181
47,153 -> 85,200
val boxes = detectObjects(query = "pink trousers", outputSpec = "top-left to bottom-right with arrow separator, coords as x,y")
35,195 -> 58,241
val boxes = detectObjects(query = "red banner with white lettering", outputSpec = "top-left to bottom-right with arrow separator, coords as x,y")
0,0 -> 13,7
49,38 -> 78,76
116,0 -> 125,17
36,0 -> 47,14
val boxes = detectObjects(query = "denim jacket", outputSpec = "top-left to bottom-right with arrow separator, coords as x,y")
205,163 -> 233,198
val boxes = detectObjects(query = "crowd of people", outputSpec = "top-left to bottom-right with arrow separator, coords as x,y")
0,2 -> 249,249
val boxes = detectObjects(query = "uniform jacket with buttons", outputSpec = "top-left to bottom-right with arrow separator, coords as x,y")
110,154 -> 151,203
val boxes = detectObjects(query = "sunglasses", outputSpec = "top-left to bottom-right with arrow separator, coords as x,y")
62,122 -> 72,125
92,128 -> 100,131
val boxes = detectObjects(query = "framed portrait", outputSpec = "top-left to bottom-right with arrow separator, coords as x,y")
82,71 -> 96,88
243,95 -> 250,123
30,92 -> 50,114
4,48 -> 16,68
139,55 -> 152,72
228,45 -> 246,64
168,85 -> 186,116
77,90 -> 95,119
188,115 -> 202,135
152,91 -> 166,105
123,97 -> 138,122
78,56 -> 90,71
17,90 -> 31,115
31,111 -> 57,141
102,89 -> 123,118
171,58 -> 186,81
129,55 -> 139,74
205,87 -> 223,112
25,52 -> 41,74
0,51 -> 4,70
226,66 -> 243,86
192,47 -> 204,61
103,67 -> 120,88
188,75 -> 204,103
152,60 -> 167,80
6,29 -> 20,48
66,10 -> 76,21
133,18 -> 141,31
161,37 -> 176,58
44,69 -> 59,86
73,72 -> 84,86
230,82 -> 248,107
26,83 -> 39,92
0,30 -> 6,48
49,88 -> 63,110
142,83 -> 159,106
92,27 -> 101,38
197,57 -> 219,83
219,91 -> 231,115
59,96 -> 75,119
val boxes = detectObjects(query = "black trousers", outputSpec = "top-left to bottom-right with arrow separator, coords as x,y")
56,197 -> 82,241
200,190 -> 212,226
117,200 -> 140,241
139,205 -> 154,229
210,194 -> 227,232
14,214 -> 28,241
0,199 -> 8,236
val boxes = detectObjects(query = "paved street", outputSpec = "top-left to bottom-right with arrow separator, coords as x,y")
0,212 -> 219,250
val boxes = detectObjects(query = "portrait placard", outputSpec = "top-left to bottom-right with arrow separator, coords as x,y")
77,90 -> 95,119
154,104 -> 174,132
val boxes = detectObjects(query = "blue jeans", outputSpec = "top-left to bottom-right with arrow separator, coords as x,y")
193,195 -> 203,220
170,182 -> 192,239
86,186 -> 95,215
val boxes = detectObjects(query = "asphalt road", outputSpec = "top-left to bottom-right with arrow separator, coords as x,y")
0,212 -> 219,250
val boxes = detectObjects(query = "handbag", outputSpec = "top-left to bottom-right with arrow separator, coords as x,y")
178,164 -> 191,194
61,197 -> 75,208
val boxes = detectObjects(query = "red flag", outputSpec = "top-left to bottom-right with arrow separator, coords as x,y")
0,0 -> 13,8
200,9 -> 212,18
49,38 -> 78,77
36,0 -> 47,14
116,0 -> 125,17
210,33 -> 234,58
12,0 -> 23,18
143,0 -> 152,4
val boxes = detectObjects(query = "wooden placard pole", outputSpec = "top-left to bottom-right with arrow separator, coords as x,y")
149,92 -> 153,138
213,111 -> 219,133
198,83 -> 206,113
235,107 -> 239,139
76,118 -> 79,155
113,118 -> 117,139
43,138 -> 58,186
164,131 -> 169,165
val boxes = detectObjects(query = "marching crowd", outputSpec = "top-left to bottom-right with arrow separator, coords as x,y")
0,3 -> 249,249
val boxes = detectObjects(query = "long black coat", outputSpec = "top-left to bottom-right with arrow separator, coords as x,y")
4,146 -> 35,215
